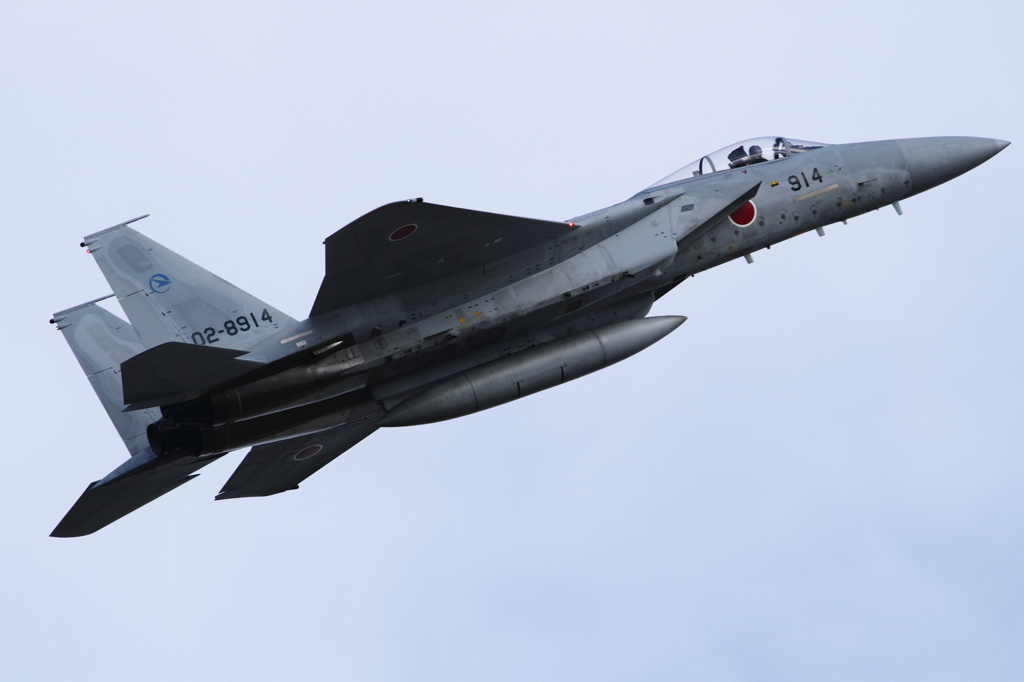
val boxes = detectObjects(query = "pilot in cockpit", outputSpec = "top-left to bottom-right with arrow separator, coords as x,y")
772,137 -> 787,159
727,144 -> 768,169
727,146 -> 748,168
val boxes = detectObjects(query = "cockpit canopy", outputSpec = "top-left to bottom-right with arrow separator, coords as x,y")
646,137 -> 829,189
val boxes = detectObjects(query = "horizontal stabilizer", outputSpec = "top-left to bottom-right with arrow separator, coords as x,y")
51,449 -> 224,537
217,418 -> 379,499
310,200 -> 577,315
121,342 -> 262,406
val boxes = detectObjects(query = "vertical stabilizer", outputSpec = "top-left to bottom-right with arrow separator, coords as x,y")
51,297 -> 162,454
82,217 -> 296,350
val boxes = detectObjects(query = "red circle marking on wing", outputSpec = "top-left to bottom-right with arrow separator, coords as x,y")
293,445 -> 323,461
389,224 -> 418,241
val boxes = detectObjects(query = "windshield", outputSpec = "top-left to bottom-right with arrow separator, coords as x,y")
647,137 -> 829,189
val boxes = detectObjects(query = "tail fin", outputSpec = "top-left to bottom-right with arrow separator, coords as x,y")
82,216 -> 296,351
49,299 -> 223,537
51,297 -> 162,454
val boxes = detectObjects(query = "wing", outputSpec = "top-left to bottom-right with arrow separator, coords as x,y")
216,418 -> 380,499
309,200 -> 576,315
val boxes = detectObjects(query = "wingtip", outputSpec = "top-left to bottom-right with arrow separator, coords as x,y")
50,528 -> 90,539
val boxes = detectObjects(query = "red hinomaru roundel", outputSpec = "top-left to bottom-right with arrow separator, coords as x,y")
293,445 -> 323,461
389,224 -> 418,241
728,201 -> 757,227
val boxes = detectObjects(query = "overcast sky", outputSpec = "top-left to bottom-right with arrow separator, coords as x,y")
2,2 -> 1021,680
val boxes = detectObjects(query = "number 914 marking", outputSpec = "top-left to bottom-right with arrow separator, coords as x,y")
191,309 -> 274,345
789,168 -> 823,191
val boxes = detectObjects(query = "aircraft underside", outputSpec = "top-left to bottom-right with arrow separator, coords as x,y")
49,135 -> 1009,536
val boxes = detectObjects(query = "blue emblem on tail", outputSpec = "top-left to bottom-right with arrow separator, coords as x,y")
149,273 -> 172,294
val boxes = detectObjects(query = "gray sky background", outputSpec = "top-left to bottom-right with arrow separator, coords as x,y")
2,2 -> 1021,680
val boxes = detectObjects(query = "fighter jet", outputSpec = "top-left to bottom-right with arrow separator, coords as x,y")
50,135 -> 1009,536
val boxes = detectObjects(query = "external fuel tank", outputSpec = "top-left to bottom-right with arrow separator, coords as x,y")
379,316 -> 685,427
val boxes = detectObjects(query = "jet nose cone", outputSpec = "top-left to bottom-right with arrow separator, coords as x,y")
897,136 -> 1009,196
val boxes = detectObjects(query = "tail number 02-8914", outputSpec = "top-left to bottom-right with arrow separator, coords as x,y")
191,309 -> 274,345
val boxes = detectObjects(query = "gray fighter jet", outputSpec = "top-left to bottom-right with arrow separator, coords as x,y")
50,135 -> 1008,536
